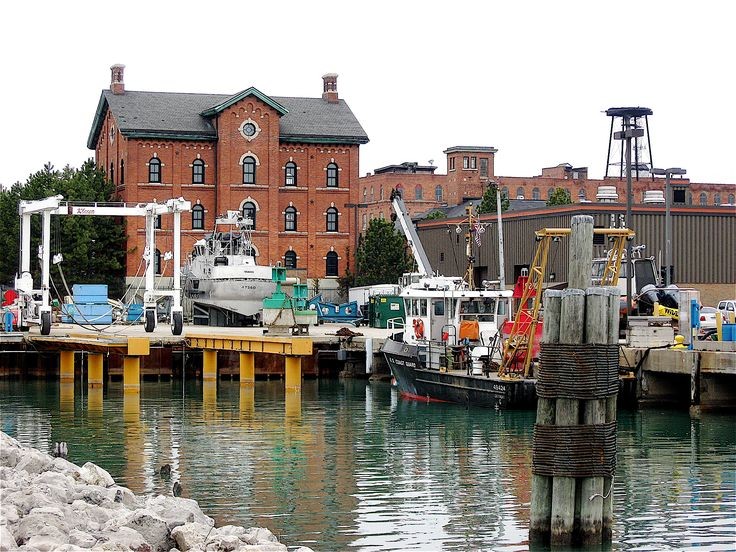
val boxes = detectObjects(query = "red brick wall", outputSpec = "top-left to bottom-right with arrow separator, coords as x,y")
94,100 -> 360,279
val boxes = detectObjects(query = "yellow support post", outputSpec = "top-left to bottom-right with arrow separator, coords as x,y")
285,389 -> 302,421
123,356 -> 141,393
240,352 -> 255,384
88,353 -> 103,388
203,349 -> 218,381
203,381 -> 217,417
60,350 -> 75,383
60,382 -> 74,415
285,356 -> 302,391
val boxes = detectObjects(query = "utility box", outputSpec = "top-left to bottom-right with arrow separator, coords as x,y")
369,295 -> 404,329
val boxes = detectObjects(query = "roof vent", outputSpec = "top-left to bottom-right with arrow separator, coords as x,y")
643,190 -> 665,204
110,64 -> 125,95
596,185 -> 619,203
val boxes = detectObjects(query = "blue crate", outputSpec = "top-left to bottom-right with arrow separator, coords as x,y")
61,304 -> 113,325
127,304 -> 144,322
72,284 -> 108,297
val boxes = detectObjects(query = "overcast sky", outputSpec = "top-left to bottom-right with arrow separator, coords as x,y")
2,1 -> 733,188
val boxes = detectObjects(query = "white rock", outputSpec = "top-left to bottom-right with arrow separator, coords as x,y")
95,526 -> 151,550
203,533 -> 240,551
171,522 -> 212,551
24,528 -> 68,552
0,525 -> 18,551
104,508 -> 171,552
14,510 -> 69,545
69,499 -> 115,528
212,525 -> 247,538
247,527 -> 279,544
293,547 -> 316,552
12,449 -> 52,476
49,457 -> 80,477
67,528 -> 97,548
0,435 -> 21,469
3,489 -> 56,517
144,495 -> 213,530
1,502 -> 21,525
77,462 -> 115,488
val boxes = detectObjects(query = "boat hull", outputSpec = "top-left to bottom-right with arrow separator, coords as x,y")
185,278 -> 277,325
382,337 -> 536,409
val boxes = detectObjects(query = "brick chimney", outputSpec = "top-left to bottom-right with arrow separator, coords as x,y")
110,64 -> 125,95
322,73 -> 338,103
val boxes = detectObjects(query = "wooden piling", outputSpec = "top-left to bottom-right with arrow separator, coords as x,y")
551,288 -> 585,547
603,286 -> 621,541
530,289 -> 563,545
580,287 -> 611,545
567,216 -> 594,290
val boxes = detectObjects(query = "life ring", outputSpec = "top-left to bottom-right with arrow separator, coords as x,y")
412,318 -> 425,339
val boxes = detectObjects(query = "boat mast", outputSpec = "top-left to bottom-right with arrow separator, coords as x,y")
464,204 -> 476,290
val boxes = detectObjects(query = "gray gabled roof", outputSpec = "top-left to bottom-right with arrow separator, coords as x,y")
88,88 -> 369,149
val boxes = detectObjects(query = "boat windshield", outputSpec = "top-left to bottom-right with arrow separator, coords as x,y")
459,298 -> 497,322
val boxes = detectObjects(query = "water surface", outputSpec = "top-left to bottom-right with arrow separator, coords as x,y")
1,379 -> 734,551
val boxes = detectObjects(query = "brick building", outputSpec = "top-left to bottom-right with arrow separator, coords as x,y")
358,146 -> 736,226
87,65 -> 368,293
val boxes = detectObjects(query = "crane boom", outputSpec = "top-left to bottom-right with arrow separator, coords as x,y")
390,190 -> 433,277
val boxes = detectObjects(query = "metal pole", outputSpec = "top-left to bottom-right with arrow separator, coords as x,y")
496,186 -> 506,289
665,173 -> 672,287
625,116 -> 633,316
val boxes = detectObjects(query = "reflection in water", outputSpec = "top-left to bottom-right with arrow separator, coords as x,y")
88,386 -> 103,415
1,380 -> 734,551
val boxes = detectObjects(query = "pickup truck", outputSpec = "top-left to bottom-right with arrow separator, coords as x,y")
717,300 -> 736,322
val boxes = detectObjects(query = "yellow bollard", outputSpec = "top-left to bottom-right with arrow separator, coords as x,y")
60,350 -> 75,383
88,353 -> 103,388
285,356 -> 302,391
240,352 -> 255,384
123,356 -> 141,392
671,335 -> 687,349
203,350 -> 218,381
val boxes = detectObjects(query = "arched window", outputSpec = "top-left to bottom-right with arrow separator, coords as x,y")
516,187 -> 525,199
192,204 -> 205,230
242,201 -> 256,229
326,207 -> 338,232
380,187 -> 384,200
120,159 -> 125,185
363,187 -> 367,199
110,162 -> 114,184
729,194 -> 735,205
284,250 -> 297,269
699,192 -> 707,205
326,251 -> 339,276
532,187 -> 541,200
370,187 -> 374,201
154,249 -> 162,275
578,188 -> 587,200
284,162 -> 297,186
687,192 -> 693,205
415,185 -> 423,200
502,186 -> 509,199
326,163 -> 338,187
242,156 -> 256,185
192,159 -> 205,184
714,193 -> 721,205
285,206 -> 297,231
435,185 -> 443,201
547,187 -> 554,199
148,157 -> 161,183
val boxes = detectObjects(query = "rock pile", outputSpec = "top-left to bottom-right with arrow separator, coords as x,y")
0,432 -> 315,552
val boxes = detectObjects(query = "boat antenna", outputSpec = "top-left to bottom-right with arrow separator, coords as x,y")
464,203 -> 476,290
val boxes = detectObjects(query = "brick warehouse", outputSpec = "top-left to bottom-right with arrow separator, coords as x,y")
87,65 -> 368,296
358,147 -> 736,224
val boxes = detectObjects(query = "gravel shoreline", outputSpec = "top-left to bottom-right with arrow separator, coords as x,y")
0,432 -> 315,551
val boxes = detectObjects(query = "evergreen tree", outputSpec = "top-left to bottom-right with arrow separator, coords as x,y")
424,209 -> 447,220
355,218 -> 412,287
478,182 -> 509,214
547,187 -> 573,206
0,161 -> 126,298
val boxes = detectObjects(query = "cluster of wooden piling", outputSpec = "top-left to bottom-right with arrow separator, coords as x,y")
530,216 -> 620,547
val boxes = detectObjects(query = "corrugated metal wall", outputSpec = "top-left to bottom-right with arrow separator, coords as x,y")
417,207 -> 735,285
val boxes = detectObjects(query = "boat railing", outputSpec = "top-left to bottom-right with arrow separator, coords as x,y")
386,317 -> 405,330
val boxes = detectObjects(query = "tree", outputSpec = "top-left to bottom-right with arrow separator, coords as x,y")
0,160 -> 126,298
478,182 -> 509,214
547,187 -> 573,206
424,209 -> 447,220
355,218 -> 412,287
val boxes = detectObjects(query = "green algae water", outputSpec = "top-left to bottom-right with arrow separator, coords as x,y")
1,379 -> 734,551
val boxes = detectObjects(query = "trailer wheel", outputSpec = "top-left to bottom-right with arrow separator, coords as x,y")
40,312 -> 51,336
171,312 -> 183,336
144,309 -> 156,333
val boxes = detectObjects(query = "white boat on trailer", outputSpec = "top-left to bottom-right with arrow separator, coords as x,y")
183,210 -> 276,327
